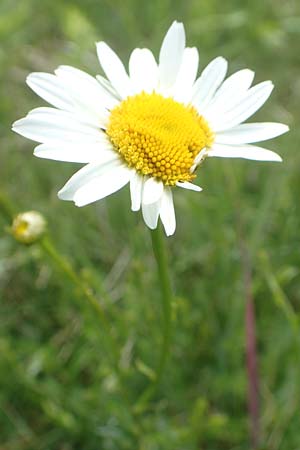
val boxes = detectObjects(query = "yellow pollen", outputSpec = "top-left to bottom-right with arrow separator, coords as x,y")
106,92 -> 214,185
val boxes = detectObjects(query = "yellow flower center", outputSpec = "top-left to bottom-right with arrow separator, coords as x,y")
106,92 -> 214,185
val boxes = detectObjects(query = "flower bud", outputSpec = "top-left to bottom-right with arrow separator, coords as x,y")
11,211 -> 46,244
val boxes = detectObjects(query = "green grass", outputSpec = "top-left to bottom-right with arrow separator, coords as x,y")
1,0 -> 300,448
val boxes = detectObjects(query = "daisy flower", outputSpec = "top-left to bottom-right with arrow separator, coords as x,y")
12,21 -> 288,236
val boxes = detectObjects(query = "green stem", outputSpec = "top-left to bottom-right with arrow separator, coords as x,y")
40,237 -> 121,363
0,191 -> 16,220
0,193 -> 144,437
134,225 -> 173,413
40,236 -> 144,434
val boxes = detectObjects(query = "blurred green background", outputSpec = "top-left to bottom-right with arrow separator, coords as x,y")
1,0 -> 300,449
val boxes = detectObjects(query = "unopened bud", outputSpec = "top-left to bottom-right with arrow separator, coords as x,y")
11,211 -> 46,244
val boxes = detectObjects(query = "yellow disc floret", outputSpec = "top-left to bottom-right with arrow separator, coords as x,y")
106,92 -> 214,186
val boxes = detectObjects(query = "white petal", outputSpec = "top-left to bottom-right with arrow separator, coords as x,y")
73,165 -> 132,207
58,157 -> 122,201
96,75 -> 122,101
142,200 -> 161,230
193,149 -> 208,166
191,57 -> 228,112
159,21 -> 185,90
176,181 -> 202,192
215,123 -> 289,145
130,172 -> 143,211
210,81 -> 274,132
212,69 -> 254,101
26,72 -> 75,111
55,65 -> 100,86
160,188 -> 176,236
12,107 -> 104,144
172,47 -> 199,102
203,69 -> 255,118
54,65 -> 116,119
27,67 -> 113,126
96,42 -> 132,99
142,177 -> 164,204
208,143 -> 282,161
33,140 -> 115,163
129,48 -> 158,94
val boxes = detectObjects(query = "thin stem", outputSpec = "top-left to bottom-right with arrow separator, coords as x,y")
42,235 -> 151,439
40,236 -> 144,437
0,193 -> 144,438
0,192 -> 15,220
223,165 -> 260,448
41,237 -> 120,363
151,226 -> 172,383
134,225 -> 173,413
245,285 -> 260,449
236,218 -> 260,448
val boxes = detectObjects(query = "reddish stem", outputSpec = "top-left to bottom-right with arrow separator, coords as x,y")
245,282 -> 260,448
236,210 -> 260,448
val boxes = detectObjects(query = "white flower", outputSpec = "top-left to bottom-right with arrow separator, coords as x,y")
11,211 -> 46,244
12,21 -> 288,236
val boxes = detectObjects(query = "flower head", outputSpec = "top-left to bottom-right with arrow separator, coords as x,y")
11,211 -> 46,244
12,21 -> 288,236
